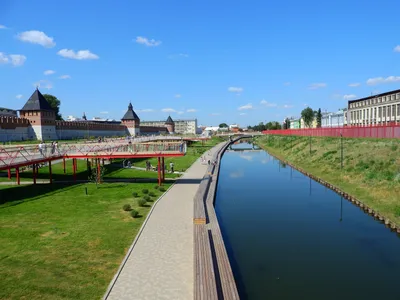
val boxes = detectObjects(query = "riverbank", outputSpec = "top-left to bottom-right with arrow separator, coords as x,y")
256,135 -> 400,226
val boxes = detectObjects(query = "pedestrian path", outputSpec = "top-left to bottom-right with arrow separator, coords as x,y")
104,144 -> 223,300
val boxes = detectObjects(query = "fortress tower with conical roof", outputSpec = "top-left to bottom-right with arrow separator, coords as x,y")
165,115 -> 175,134
121,102 -> 140,136
19,88 -> 57,140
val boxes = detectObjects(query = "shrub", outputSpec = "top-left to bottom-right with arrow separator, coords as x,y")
137,198 -> 147,207
142,189 -> 149,194
130,209 -> 139,218
143,195 -> 151,201
159,187 -> 166,192
149,192 -> 156,197
154,185 -> 159,190
132,192 -> 139,198
122,204 -> 132,211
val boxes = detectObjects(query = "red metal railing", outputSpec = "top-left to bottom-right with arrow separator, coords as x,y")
262,124 -> 400,139
0,142 -> 186,170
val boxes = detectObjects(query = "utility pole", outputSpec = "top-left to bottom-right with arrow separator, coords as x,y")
340,133 -> 343,169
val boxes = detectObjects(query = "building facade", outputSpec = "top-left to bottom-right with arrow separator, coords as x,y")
0,88 -> 177,142
140,118 -> 197,134
289,118 -> 301,129
321,109 -> 348,127
348,89 -> 400,126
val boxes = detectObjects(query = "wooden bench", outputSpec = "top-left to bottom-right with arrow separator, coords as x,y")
194,224 -> 218,299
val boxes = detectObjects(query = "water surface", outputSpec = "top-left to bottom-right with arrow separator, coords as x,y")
215,143 -> 400,300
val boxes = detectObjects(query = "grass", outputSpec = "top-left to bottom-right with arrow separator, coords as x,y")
0,137 -> 223,299
256,135 -> 400,225
0,182 -> 171,300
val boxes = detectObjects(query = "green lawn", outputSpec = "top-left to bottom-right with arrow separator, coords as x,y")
257,135 -> 400,225
0,182 -> 170,300
0,137 -> 223,299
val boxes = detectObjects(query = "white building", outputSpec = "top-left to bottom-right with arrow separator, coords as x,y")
321,109 -> 348,127
348,89 -> 400,126
141,119 -> 198,134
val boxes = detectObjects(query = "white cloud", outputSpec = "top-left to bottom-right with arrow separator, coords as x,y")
168,53 -> 189,59
0,25 -> 7,29
187,109 -> 197,112
138,109 -> 154,112
283,104 -> 294,108
0,52 -> 26,66
44,70 -> 55,75
228,86 -> 243,93
17,30 -> 55,48
16,94 -> 23,99
100,111 -> 109,114
240,155 -> 253,161
230,171 -> 244,178
309,83 -> 327,90
33,80 -> 52,90
348,82 -> 360,87
162,108 -> 176,113
9,55 -> 26,66
135,36 -> 162,47
366,76 -> 400,85
210,113 -> 221,116
59,75 -> 71,79
57,49 -> 99,60
174,94 -> 181,98
239,113 -> 247,115
177,111 -> 184,115
238,103 -> 253,110
260,100 -> 277,107
393,45 -> 400,52
343,94 -> 357,100
284,82 -> 291,86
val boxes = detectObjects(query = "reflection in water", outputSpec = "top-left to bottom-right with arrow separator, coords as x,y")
215,143 -> 400,300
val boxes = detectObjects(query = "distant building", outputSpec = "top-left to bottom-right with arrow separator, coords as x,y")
289,118 -> 301,129
141,119 -> 197,134
0,107 -> 17,117
348,89 -> 400,126
321,109 -> 348,127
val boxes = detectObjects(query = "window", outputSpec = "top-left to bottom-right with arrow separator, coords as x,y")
388,106 -> 391,117
398,104 -> 400,116
374,107 -> 377,119
379,107 -> 382,118
396,93 -> 400,100
391,94 -> 395,101
383,106 -> 386,117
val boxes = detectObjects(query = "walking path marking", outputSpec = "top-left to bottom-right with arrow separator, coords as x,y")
104,144 -> 222,300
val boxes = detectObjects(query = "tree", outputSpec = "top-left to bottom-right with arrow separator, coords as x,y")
43,94 -> 63,120
317,109 -> 323,127
88,160 -> 105,188
301,107 -> 315,128
219,123 -> 228,128
283,118 -> 291,129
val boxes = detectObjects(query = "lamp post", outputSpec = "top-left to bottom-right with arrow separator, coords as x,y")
340,133 -> 343,169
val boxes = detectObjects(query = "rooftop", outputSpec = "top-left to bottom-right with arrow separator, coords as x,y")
20,88 -> 53,111
121,103 -> 140,121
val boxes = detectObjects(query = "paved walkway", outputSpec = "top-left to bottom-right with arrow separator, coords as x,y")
104,144 -> 222,300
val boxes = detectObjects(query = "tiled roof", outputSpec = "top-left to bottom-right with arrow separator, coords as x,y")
121,103 -> 140,120
20,88 -> 53,111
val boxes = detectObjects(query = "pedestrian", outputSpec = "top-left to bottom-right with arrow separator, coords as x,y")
54,141 -> 59,155
208,160 -> 210,165
170,161 -> 174,173
38,141 -> 44,157
128,140 -> 133,153
51,141 -> 56,155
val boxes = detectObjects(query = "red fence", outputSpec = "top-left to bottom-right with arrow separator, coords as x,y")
262,124 -> 400,139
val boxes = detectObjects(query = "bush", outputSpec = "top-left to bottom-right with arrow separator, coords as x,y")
137,198 -> 147,207
149,192 -> 156,197
130,209 -> 139,218
122,204 -> 132,211
142,189 -> 149,194
159,187 -> 166,192
132,192 -> 139,198
143,195 -> 151,201
154,185 -> 159,190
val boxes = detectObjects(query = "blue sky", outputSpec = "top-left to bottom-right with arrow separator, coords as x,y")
1,0 -> 400,127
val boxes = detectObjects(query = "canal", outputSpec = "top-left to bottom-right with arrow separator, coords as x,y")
214,143 -> 400,300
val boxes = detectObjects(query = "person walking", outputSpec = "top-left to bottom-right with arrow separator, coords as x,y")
51,141 -> 56,155
54,141 -> 60,155
38,141 -> 44,157
170,161 -> 174,173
